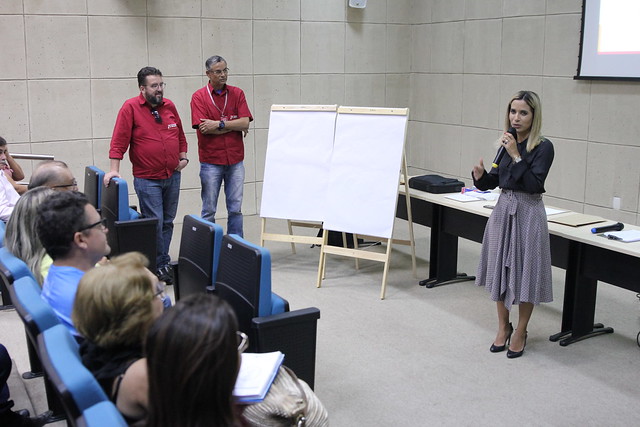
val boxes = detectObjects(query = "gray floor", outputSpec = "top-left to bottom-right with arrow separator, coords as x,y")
3,215 -> 640,426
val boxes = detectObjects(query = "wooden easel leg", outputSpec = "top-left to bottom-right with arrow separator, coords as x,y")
287,219 -> 297,254
260,217 -> 266,247
401,152 -> 417,278
354,234 -> 360,270
380,238 -> 393,299
316,229 -> 329,287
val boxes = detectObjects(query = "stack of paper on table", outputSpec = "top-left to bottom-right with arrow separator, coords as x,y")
547,213 -> 605,227
233,351 -> 284,403
602,230 -> 640,243
445,192 -> 500,202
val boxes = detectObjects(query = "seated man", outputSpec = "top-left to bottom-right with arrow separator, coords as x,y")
0,138 -> 21,221
28,160 -> 77,192
0,136 -> 27,195
36,191 -> 110,337
0,343 -> 51,426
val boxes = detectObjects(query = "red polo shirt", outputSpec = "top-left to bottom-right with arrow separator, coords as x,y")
109,94 -> 188,179
190,83 -> 253,165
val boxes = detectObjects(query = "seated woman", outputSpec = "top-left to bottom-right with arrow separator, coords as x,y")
72,252 -> 163,424
3,186 -> 55,285
145,294 -> 242,427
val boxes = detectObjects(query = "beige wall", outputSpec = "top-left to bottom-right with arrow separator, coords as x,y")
409,0 -> 640,224
1,0 -> 639,224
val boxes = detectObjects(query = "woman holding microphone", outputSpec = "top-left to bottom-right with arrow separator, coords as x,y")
472,90 -> 554,359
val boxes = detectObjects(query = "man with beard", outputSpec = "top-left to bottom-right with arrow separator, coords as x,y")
104,67 -> 188,285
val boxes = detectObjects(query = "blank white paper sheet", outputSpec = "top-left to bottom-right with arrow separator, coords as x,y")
323,107 -> 408,239
260,105 -> 337,221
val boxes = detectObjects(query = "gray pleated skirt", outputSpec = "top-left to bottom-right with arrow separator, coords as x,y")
475,189 -> 553,310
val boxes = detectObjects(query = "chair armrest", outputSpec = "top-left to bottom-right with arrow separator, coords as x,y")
251,307 -> 320,389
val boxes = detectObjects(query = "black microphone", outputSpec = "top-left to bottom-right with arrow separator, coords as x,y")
491,127 -> 518,169
591,222 -> 624,234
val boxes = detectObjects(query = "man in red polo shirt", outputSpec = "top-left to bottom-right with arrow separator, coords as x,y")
190,55 -> 252,237
104,66 -> 188,283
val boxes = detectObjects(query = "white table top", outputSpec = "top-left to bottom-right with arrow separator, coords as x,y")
400,185 -> 640,259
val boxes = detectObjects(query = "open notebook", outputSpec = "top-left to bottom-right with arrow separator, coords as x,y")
233,351 -> 284,403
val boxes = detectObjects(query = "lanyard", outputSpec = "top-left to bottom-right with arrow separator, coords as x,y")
207,87 -> 227,118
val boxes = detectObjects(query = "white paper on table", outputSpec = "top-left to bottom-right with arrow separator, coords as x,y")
445,193 -> 481,202
545,207 -> 569,216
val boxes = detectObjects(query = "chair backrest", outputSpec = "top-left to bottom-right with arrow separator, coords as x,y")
84,166 -> 105,210
176,215 -> 223,300
0,220 -> 6,248
76,401 -> 127,427
0,249 -> 60,340
10,275 -> 61,341
215,235 -> 288,334
101,177 -> 140,224
38,324 -> 110,421
0,245 -> 30,307
0,246 -> 33,282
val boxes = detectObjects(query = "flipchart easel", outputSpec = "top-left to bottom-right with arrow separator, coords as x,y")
260,105 -> 338,251
316,106 -> 416,299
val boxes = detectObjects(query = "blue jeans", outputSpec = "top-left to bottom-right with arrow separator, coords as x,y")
133,172 -> 181,269
200,162 -> 244,237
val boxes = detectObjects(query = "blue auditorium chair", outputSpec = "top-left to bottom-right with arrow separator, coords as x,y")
174,214 -> 224,301
215,234 -> 321,388
0,219 -> 5,247
76,401 -> 127,427
38,324 -> 110,424
83,166 -> 105,210
7,271 -> 67,420
0,248 -> 43,375
101,177 -> 158,271
0,233 -> 18,309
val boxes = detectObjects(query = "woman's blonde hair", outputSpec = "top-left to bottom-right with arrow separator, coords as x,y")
73,252 -> 156,349
504,90 -> 543,153
4,187 -> 55,284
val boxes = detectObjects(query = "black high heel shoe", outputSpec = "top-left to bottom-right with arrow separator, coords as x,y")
490,322 -> 513,353
506,331 -> 528,359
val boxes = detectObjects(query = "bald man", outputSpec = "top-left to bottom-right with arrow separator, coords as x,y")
28,160 -> 78,191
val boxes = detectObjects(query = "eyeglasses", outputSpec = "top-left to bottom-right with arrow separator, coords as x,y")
144,83 -> 166,90
78,218 -> 107,233
52,179 -> 78,190
151,110 -> 162,124
237,331 -> 249,353
208,68 -> 229,76
153,281 -> 167,299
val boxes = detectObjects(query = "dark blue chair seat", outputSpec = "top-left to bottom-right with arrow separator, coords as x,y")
101,177 -> 158,271
214,234 -> 320,388
174,215 -> 224,300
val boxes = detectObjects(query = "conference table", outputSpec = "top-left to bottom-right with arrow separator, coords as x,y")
396,186 -> 640,346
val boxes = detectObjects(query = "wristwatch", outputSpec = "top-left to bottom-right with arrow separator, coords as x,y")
218,120 -> 225,130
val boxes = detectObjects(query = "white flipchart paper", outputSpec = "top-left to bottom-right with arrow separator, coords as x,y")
260,109 -> 337,221
322,111 -> 408,239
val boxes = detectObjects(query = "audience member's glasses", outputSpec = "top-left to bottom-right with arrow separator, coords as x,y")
52,179 -> 78,190
154,281 -> 167,299
145,83 -> 166,90
237,331 -> 249,353
78,218 -> 107,232
151,110 -> 162,124
208,68 -> 229,76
